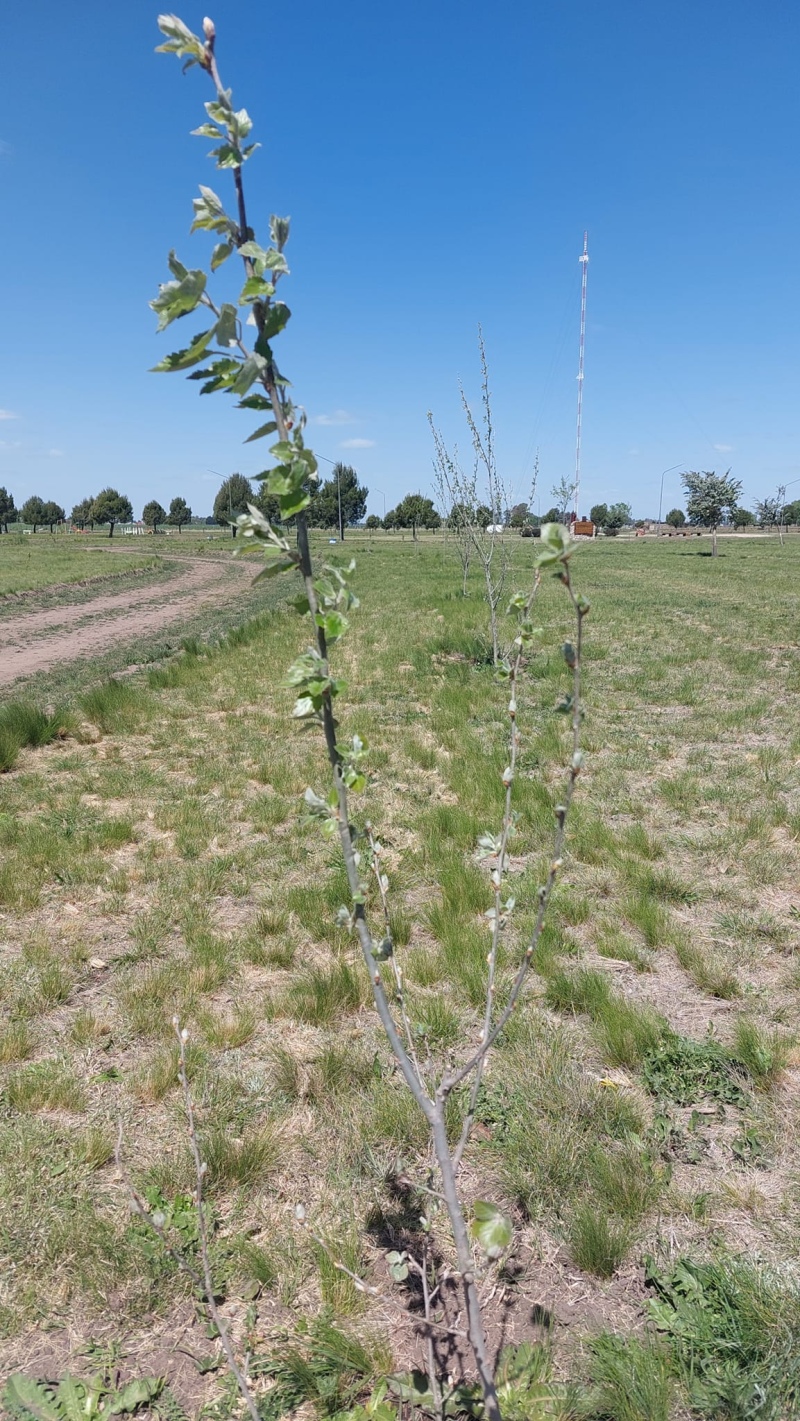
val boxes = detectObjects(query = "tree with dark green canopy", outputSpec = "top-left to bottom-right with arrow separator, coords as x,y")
167,496 -> 192,532
21,496 -> 47,533
604,502 -> 632,537
0,487 -> 16,533
91,488 -> 133,538
42,501 -> 65,532
213,473 -> 253,536
665,508 -> 685,528
253,483 -> 283,524
142,500 -> 167,532
385,493 -> 441,539
590,503 -> 608,529
307,463 -> 368,539
71,497 -> 96,530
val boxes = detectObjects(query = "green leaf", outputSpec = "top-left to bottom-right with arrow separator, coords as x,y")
205,97 -> 233,124
55,1377 -> 97,1421
278,487 -> 311,519
108,1378 -> 163,1415
270,215 -> 291,250
191,123 -> 222,139
244,421 -> 279,443
210,143 -> 243,169
215,303 -> 238,347
252,557 -> 296,582
229,354 -> 268,396
167,249 -> 188,280
232,108 -> 253,138
155,14 -> 206,62
150,269 -> 207,332
238,394 -> 273,411
191,185 -> 236,236
2,1376 -> 62,1421
211,241 -> 233,271
469,1200 -> 512,1259
238,276 -> 275,304
263,302 -> 291,339
150,326 -> 216,372
317,610 -> 349,641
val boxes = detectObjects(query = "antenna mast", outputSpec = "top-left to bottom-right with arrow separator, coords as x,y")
574,230 -> 589,518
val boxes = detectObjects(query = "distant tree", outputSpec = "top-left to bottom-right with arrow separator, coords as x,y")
71,497 -> 96,530
42,500 -> 65,532
385,493 -> 441,539
509,502 -> 528,528
252,484 -> 283,524
784,499 -> 800,525
365,514 -> 382,530
0,487 -> 16,533
21,496 -> 47,533
682,470 -> 742,556
665,508 -> 685,528
167,496 -> 192,532
551,477 -> 577,521
308,464 -> 368,539
91,488 -> 133,538
732,507 -> 755,529
590,503 -> 609,529
754,497 -> 781,528
542,506 -> 561,524
213,473 -> 253,536
604,502 -> 632,537
142,500 -> 167,532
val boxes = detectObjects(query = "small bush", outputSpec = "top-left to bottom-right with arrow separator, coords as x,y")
278,961 -> 366,1026
733,1017 -> 794,1090
569,1203 -> 633,1277
544,967 -> 612,1018
584,1334 -> 673,1421
79,679 -> 150,734
0,701 -> 72,771
596,998 -> 667,1070
202,1123 -> 283,1189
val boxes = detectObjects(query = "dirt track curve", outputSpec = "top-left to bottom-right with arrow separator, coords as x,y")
0,558 -> 252,688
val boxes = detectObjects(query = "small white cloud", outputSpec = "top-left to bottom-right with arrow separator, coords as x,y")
48,448 -> 64,457
0,410 -> 18,421
340,438 -> 375,450
313,410 -> 356,427
714,443 -> 733,452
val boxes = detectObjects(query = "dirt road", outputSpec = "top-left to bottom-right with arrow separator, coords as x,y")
0,557 -> 252,688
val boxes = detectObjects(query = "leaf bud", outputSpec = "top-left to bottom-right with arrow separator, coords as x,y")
202,16 -> 216,38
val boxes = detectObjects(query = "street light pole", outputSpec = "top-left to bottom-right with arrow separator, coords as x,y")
337,462 -> 344,542
658,463 -> 684,533
778,477 -> 800,547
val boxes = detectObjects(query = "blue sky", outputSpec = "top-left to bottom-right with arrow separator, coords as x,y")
1,1 -> 798,521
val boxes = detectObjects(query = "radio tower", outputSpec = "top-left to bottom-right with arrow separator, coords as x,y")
573,231 -> 589,519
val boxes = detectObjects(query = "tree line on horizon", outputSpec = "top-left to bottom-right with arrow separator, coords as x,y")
0,487 -> 193,536
2,467 -> 798,541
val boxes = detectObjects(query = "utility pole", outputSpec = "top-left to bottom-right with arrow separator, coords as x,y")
337,462 -> 344,541
574,231 -> 589,520
657,464 -> 683,533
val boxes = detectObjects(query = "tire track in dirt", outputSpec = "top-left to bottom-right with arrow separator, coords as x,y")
0,558 -> 252,688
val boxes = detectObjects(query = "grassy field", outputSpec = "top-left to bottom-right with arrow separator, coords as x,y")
1,534 -> 799,1418
0,533 -> 163,595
